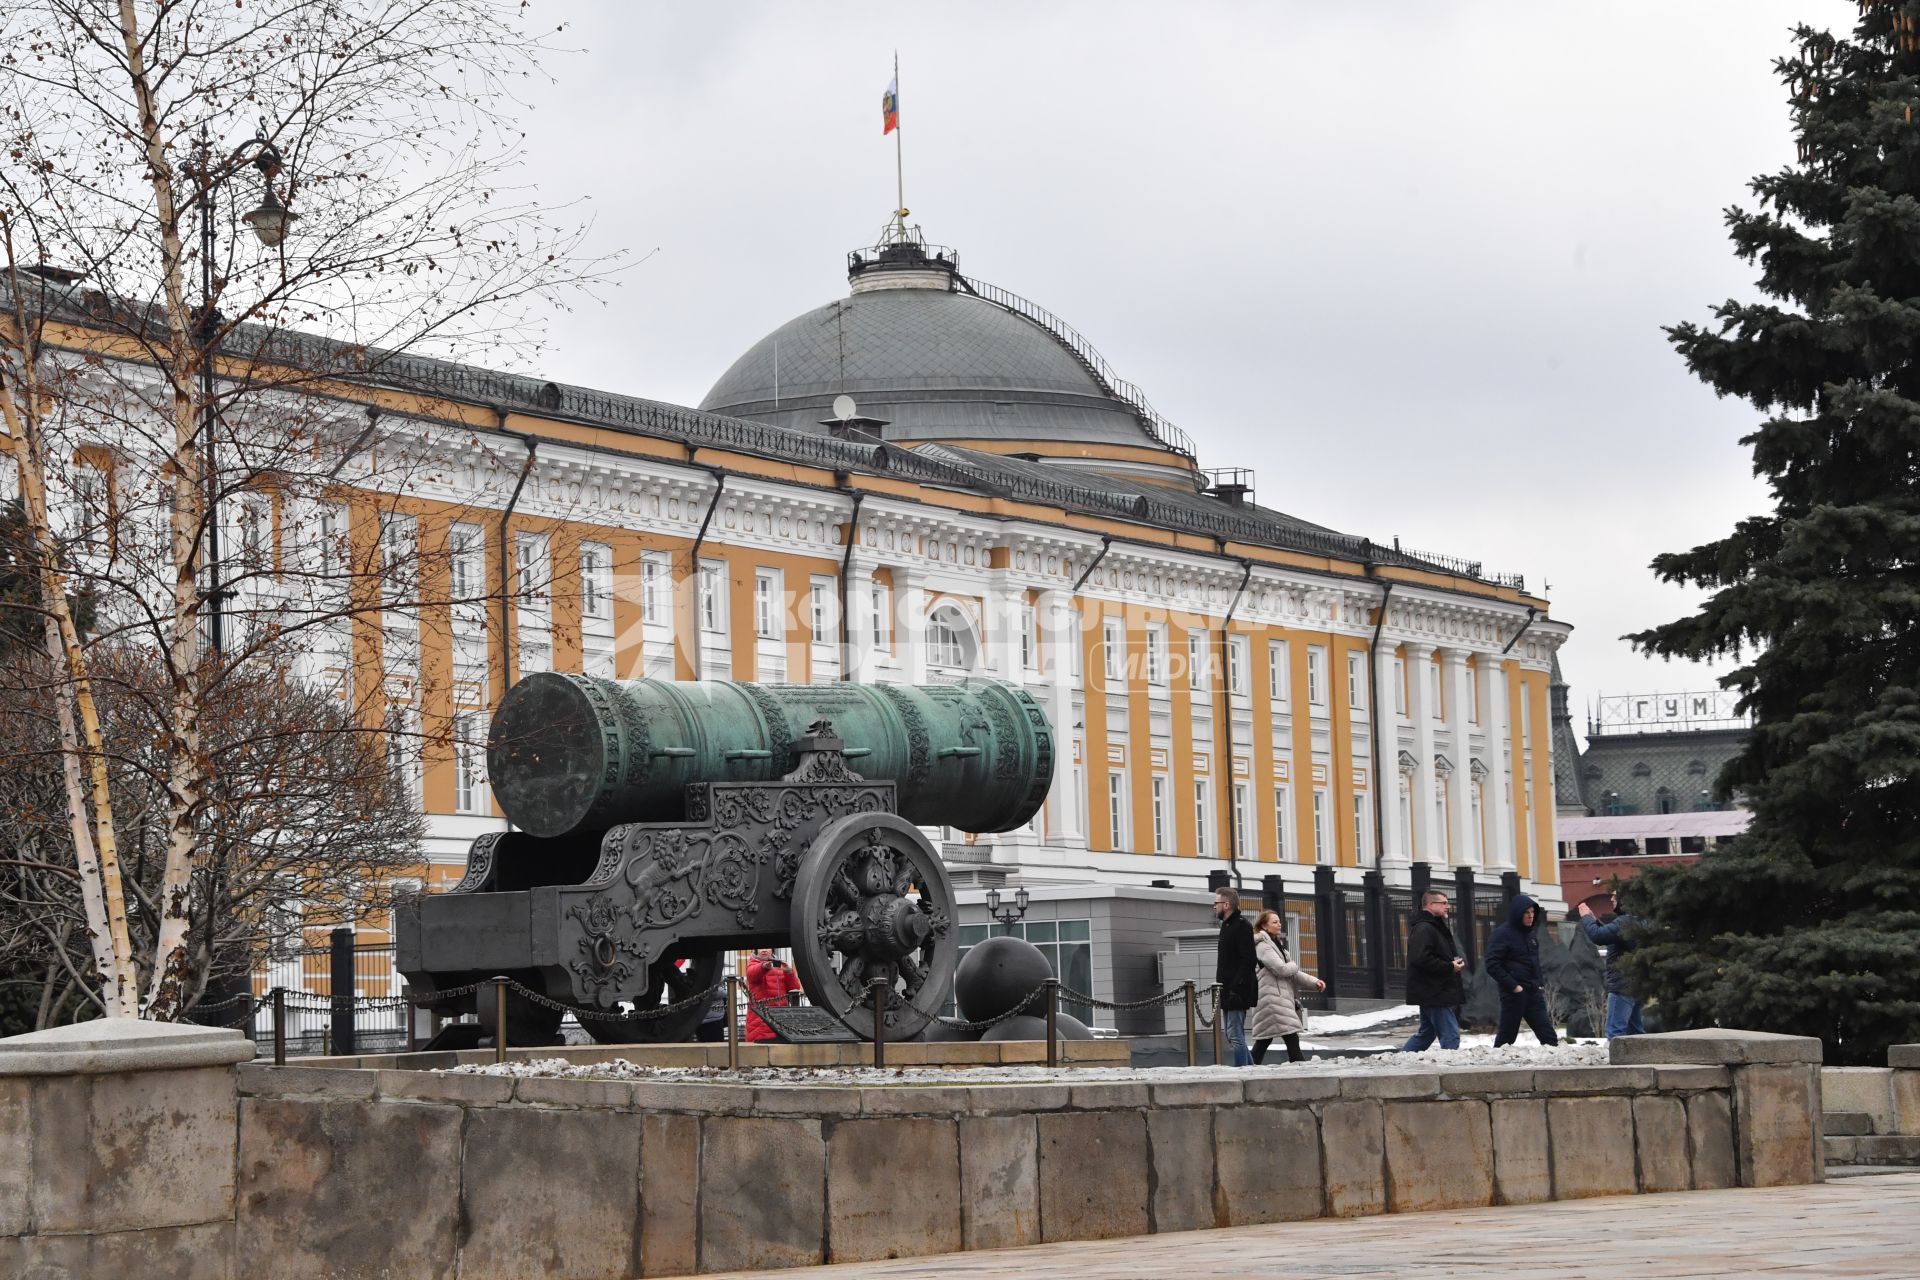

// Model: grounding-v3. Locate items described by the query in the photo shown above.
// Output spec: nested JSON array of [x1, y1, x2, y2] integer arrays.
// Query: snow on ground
[[445, 1038, 1606, 1086], [1299, 1003, 1419, 1033]]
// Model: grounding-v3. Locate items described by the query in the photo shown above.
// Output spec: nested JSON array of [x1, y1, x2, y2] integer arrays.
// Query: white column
[[844, 554, 874, 682], [1482, 655, 1516, 870], [1373, 639, 1408, 866], [1404, 642, 1442, 864], [1044, 590, 1084, 845], [986, 574, 1020, 682], [898, 568, 927, 685], [1442, 647, 1478, 866]]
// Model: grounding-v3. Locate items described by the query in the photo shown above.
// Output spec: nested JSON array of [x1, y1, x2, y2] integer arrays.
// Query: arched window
[[926, 604, 977, 671], [1655, 786, 1674, 815]]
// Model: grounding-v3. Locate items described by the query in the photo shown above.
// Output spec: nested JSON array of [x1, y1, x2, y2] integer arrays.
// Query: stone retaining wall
[[2, 1024, 1841, 1280]]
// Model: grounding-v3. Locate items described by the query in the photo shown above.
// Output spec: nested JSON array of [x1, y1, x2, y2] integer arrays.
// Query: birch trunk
[[0, 371, 138, 1017], [114, 0, 213, 1018]]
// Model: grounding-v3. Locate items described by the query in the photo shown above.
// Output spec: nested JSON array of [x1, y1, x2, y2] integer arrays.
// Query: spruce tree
[[1623, 4, 1920, 1065]]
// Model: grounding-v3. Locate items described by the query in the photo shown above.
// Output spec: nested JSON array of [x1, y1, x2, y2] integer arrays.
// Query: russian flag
[[882, 78, 899, 134]]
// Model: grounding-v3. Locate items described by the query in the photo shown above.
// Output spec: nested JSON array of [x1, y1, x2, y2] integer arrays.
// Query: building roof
[[700, 287, 1165, 454], [12, 276, 1526, 594], [1557, 811, 1752, 840]]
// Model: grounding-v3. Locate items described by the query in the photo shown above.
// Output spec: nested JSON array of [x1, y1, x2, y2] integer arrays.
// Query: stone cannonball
[[954, 935, 1055, 1023], [979, 1012, 1093, 1042]]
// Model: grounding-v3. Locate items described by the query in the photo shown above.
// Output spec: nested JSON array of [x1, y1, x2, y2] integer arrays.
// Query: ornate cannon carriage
[[395, 674, 1054, 1045]]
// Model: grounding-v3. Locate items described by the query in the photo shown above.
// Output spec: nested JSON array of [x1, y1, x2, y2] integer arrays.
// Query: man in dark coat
[[1577, 900, 1644, 1038], [1484, 894, 1559, 1047], [1213, 887, 1257, 1067], [1399, 888, 1466, 1051]]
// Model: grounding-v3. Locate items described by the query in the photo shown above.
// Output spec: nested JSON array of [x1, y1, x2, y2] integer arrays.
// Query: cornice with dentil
[[352, 417, 1554, 637]]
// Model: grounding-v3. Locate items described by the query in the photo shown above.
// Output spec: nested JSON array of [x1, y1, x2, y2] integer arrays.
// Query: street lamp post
[[190, 127, 297, 656], [984, 884, 1030, 930]]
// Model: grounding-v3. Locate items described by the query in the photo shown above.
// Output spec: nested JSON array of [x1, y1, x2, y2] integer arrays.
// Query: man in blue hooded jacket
[[1577, 899, 1644, 1038], [1483, 894, 1559, 1048]]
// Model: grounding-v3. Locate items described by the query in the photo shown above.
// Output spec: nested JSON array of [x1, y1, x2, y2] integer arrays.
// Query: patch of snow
[[443, 1038, 1608, 1086], [1305, 1003, 1419, 1032]]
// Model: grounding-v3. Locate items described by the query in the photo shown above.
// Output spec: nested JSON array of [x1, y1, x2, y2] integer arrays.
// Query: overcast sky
[[507, 1, 1825, 736]]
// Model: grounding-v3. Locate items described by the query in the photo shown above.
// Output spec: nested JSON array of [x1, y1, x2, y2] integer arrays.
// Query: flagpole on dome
[[883, 54, 908, 245]]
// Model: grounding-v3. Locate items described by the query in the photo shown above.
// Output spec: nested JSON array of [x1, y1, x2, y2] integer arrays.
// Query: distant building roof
[[1557, 811, 1751, 841]]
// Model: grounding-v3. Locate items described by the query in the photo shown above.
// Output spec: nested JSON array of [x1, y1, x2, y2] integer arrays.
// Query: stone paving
[[688, 1170, 1920, 1279]]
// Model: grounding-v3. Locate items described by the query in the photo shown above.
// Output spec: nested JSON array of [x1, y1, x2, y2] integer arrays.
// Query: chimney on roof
[[1202, 467, 1255, 507], [821, 393, 890, 442]]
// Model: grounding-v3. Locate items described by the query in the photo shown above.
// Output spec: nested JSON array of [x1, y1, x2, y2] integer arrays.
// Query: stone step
[[1824, 1111, 1877, 1136], [1825, 1134, 1920, 1166]]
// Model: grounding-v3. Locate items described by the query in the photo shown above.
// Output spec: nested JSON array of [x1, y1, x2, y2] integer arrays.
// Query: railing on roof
[[1391, 541, 1524, 592], [953, 273, 1197, 461]]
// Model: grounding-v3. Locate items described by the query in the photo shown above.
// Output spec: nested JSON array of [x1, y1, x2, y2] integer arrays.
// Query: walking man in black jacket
[[1213, 888, 1257, 1067], [1485, 894, 1560, 1047], [1399, 889, 1466, 1051]]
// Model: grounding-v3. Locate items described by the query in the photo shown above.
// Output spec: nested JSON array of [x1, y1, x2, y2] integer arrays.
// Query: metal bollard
[[494, 978, 509, 1065], [869, 978, 888, 1069], [1211, 983, 1225, 1066], [1044, 979, 1059, 1069], [272, 988, 286, 1066], [404, 987, 417, 1054], [726, 975, 741, 1071], [1183, 981, 1197, 1067]]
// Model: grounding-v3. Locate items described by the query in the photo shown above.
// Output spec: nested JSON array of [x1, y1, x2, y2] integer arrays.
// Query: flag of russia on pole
[[882, 78, 899, 135]]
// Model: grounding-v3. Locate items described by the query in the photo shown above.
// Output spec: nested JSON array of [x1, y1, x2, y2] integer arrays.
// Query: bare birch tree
[[0, 0, 610, 1018]]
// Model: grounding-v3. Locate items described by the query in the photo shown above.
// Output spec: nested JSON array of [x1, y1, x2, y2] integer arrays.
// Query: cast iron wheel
[[474, 981, 565, 1047], [578, 949, 723, 1045], [790, 811, 957, 1041]]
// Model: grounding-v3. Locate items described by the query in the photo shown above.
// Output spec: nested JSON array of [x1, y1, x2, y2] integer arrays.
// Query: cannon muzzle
[[488, 675, 1054, 838]]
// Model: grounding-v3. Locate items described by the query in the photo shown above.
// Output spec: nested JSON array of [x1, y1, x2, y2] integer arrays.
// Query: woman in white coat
[[1249, 909, 1326, 1063]]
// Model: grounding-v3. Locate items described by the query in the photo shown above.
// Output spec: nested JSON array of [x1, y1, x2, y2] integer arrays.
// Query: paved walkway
[[692, 1171, 1920, 1279]]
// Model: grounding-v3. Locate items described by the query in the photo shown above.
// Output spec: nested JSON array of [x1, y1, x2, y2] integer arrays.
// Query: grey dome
[[700, 286, 1166, 453]]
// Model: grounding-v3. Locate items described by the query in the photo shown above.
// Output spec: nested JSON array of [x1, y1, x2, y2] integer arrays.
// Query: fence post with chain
[[493, 978, 509, 1065], [1183, 981, 1197, 1067], [725, 974, 741, 1071], [1211, 983, 1224, 1066], [272, 988, 286, 1066], [1044, 978, 1059, 1069], [869, 979, 888, 1069]]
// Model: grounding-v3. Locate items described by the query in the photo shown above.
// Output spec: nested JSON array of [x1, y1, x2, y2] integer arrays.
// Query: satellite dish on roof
[[832, 394, 858, 422]]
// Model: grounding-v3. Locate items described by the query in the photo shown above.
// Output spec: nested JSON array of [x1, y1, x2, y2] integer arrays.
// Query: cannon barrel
[[488, 674, 1054, 838]]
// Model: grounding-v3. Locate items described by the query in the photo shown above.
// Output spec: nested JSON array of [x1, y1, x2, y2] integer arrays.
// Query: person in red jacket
[[744, 948, 804, 1042]]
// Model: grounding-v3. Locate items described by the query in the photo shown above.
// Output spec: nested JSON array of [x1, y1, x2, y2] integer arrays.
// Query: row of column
[[1373, 641, 1515, 871]]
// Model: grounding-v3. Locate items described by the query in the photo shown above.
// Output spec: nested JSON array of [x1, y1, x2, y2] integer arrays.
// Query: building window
[[1107, 772, 1128, 849], [1353, 792, 1370, 862], [810, 580, 832, 645], [1151, 775, 1170, 853], [699, 561, 725, 633], [754, 570, 779, 639], [640, 554, 667, 624], [1272, 784, 1290, 861], [580, 543, 611, 620], [1429, 662, 1444, 720], [448, 523, 483, 600], [1187, 630, 1208, 692], [870, 580, 891, 650], [1306, 645, 1327, 708], [380, 511, 416, 601], [1145, 624, 1168, 687], [1019, 604, 1038, 670], [1193, 779, 1212, 857], [454, 711, 486, 814], [316, 503, 348, 580], [1348, 651, 1365, 710], [1269, 639, 1289, 705], [1232, 781, 1254, 860], [514, 532, 547, 604], [1103, 618, 1124, 683], [1227, 634, 1249, 696], [927, 604, 973, 669], [1312, 788, 1330, 864]]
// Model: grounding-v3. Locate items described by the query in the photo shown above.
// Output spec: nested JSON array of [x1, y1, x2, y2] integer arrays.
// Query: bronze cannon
[[396, 674, 1054, 1044]]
